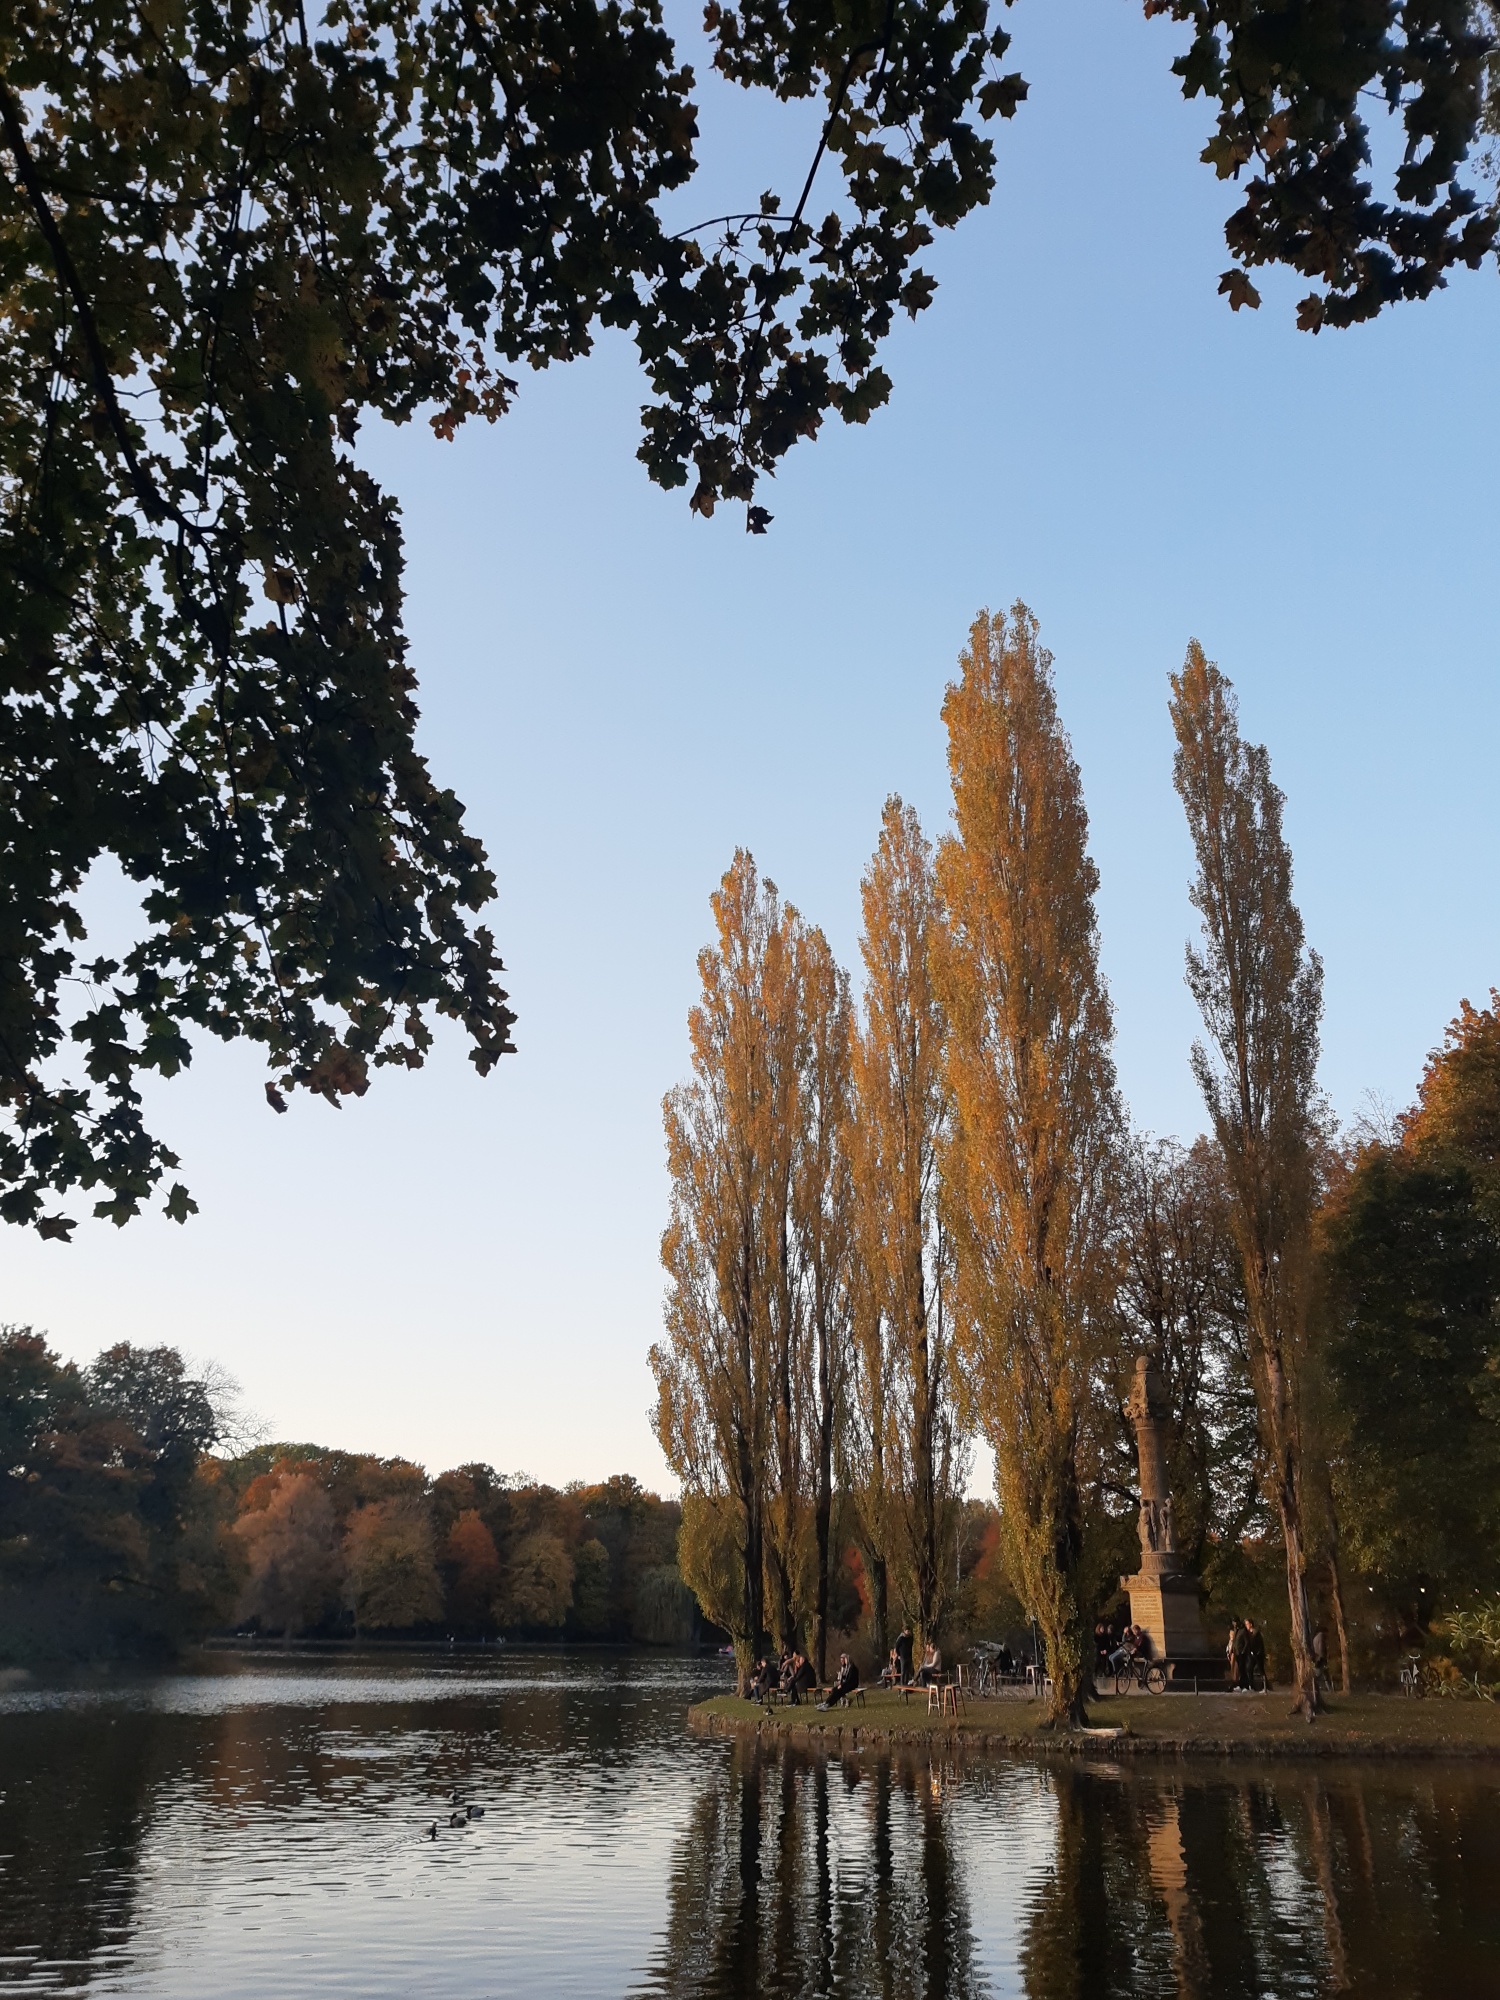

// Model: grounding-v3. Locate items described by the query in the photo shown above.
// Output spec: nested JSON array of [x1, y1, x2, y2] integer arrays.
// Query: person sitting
[[819, 1654, 861, 1709], [916, 1641, 943, 1688], [786, 1650, 816, 1706], [1107, 1624, 1139, 1674], [878, 1647, 901, 1688], [748, 1657, 774, 1702], [777, 1651, 797, 1700], [894, 1626, 915, 1688]]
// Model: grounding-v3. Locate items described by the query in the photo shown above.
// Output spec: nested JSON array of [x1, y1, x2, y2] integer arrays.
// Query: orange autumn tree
[[793, 925, 856, 1682], [1170, 644, 1325, 1719], [651, 853, 792, 1692], [850, 796, 966, 1651], [935, 606, 1122, 1728]]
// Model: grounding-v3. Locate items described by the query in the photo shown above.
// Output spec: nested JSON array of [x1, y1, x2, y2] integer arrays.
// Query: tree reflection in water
[[4, 1670, 1500, 1999], [639, 1744, 1500, 2000], [636, 1739, 987, 2000]]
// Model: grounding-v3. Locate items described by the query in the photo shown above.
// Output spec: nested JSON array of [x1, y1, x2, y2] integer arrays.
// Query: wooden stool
[[927, 1683, 942, 1715], [942, 1682, 967, 1720]]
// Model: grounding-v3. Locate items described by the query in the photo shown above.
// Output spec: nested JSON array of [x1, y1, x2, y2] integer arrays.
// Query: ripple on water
[[2, 1655, 1498, 1998]]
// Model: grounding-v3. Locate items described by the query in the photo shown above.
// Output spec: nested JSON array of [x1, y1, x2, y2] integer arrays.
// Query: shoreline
[[688, 1689, 1500, 1763]]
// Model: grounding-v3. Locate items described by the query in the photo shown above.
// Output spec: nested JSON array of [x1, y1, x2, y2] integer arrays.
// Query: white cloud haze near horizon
[[4, 0, 1497, 1494]]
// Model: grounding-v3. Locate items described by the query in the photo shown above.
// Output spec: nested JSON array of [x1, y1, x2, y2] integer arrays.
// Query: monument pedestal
[[1121, 1564, 1212, 1667], [1119, 1357, 1225, 1682]]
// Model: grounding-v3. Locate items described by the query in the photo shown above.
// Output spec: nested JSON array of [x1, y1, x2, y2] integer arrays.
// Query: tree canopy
[[3, 0, 1493, 1238]]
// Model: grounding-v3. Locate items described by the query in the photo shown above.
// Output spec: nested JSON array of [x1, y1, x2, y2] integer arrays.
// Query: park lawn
[[690, 1686, 1500, 1756]]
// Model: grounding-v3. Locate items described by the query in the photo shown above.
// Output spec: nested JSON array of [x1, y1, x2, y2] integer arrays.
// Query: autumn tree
[[500, 1530, 575, 1630], [935, 607, 1122, 1727], [850, 797, 966, 1649], [442, 1509, 503, 1633], [343, 1495, 443, 1632], [233, 1472, 342, 1637], [652, 854, 789, 1688], [1169, 644, 1325, 1716], [793, 926, 855, 1680]]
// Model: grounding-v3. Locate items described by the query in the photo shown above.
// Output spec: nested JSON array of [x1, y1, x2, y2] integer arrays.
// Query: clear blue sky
[[5, 0, 1496, 1489]]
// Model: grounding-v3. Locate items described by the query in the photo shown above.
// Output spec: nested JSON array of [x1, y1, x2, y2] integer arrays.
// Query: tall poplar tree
[[935, 607, 1121, 1727], [794, 928, 856, 1682], [1169, 644, 1325, 1717], [652, 852, 788, 1691], [851, 797, 965, 1648]]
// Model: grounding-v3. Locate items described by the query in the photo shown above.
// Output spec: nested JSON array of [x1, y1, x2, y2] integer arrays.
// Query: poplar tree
[[1169, 644, 1325, 1717], [851, 796, 965, 1648], [935, 607, 1121, 1727], [793, 927, 855, 1682], [651, 852, 788, 1691]]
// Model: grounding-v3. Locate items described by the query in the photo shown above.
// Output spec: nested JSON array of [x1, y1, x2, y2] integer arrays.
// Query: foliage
[[1319, 997, 1500, 1617], [343, 1494, 443, 1631], [675, 1493, 747, 1643], [0, 1331, 696, 1655], [0, 1325, 239, 1658], [500, 1529, 575, 1629], [934, 603, 1123, 1726], [1170, 641, 1325, 1715], [1144, 0, 1494, 327], [850, 795, 966, 1648], [233, 1471, 342, 1636], [1101, 1135, 1263, 1588], [441, 1508, 503, 1632]]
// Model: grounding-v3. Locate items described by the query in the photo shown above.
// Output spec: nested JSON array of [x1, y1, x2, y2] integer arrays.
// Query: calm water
[[1, 1652, 1496, 1997]]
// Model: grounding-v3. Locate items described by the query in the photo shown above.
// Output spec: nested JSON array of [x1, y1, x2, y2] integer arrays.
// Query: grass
[[688, 1685, 1500, 1758]]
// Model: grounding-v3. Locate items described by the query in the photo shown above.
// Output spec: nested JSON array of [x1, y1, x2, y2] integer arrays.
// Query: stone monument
[[1120, 1356, 1213, 1671]]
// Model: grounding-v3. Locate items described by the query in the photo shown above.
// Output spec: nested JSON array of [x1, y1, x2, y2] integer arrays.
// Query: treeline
[[652, 605, 1500, 1720], [0, 1331, 698, 1661]]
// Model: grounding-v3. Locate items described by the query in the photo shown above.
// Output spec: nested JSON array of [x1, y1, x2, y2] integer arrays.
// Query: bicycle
[[1113, 1654, 1168, 1696]]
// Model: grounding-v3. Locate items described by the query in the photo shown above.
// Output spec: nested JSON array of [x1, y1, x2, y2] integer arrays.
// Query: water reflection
[[1, 1660, 1498, 1997], [637, 1742, 987, 2000]]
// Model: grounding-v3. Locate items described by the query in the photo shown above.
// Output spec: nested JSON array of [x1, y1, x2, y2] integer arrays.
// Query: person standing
[[1244, 1618, 1267, 1690], [895, 1625, 915, 1687], [1232, 1619, 1250, 1691]]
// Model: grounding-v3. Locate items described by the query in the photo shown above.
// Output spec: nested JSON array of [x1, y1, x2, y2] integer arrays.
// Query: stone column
[[1119, 1356, 1211, 1668]]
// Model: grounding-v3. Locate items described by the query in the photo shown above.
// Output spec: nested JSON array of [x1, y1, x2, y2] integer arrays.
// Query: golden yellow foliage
[[934, 605, 1121, 1725]]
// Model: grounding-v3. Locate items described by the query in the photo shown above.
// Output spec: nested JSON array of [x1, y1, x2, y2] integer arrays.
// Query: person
[[819, 1654, 861, 1710], [916, 1641, 943, 1688], [1312, 1626, 1328, 1688], [1244, 1618, 1267, 1690], [894, 1625, 915, 1688], [786, 1650, 816, 1706], [1225, 1618, 1241, 1685], [1232, 1618, 1251, 1691], [1109, 1623, 1142, 1675], [749, 1657, 773, 1702]]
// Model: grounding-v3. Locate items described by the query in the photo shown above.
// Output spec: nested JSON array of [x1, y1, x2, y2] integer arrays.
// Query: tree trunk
[[813, 1333, 834, 1682], [1265, 1346, 1318, 1715], [870, 1550, 889, 1667], [1328, 1544, 1352, 1695]]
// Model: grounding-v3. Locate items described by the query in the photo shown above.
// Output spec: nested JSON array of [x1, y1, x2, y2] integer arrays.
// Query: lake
[[1, 1652, 1496, 1997]]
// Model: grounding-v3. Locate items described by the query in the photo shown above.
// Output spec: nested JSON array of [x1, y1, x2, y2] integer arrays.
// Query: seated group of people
[[876, 1627, 943, 1690], [747, 1649, 862, 1709]]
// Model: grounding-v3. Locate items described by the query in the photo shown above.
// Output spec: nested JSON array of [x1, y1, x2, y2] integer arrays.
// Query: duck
[[426, 1821, 439, 1840], [466, 1804, 485, 1820], [448, 1809, 467, 1828]]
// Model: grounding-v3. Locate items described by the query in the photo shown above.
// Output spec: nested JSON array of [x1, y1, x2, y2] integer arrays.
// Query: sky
[[4, 0, 1497, 1491]]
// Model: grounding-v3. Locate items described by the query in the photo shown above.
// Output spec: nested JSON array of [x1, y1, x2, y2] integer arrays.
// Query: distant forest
[[0, 1332, 707, 1662]]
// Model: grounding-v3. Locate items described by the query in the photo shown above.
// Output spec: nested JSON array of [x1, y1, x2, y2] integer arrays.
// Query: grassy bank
[[688, 1686, 1500, 1760]]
